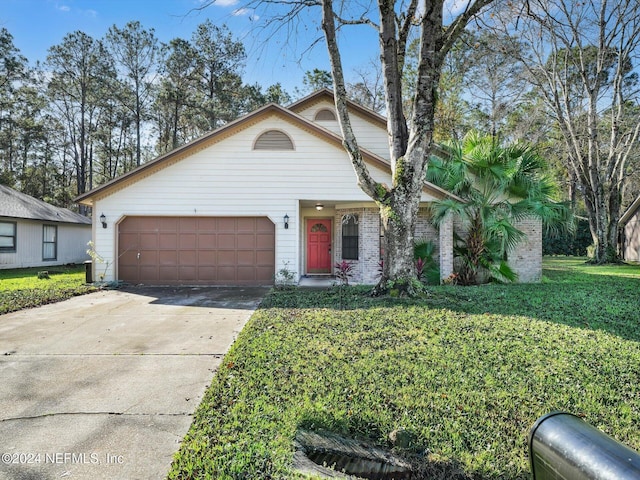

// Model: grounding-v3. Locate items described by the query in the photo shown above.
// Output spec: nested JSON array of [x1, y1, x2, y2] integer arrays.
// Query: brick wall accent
[[510, 217, 542, 282], [415, 207, 440, 252], [438, 214, 454, 281], [333, 206, 448, 285], [334, 208, 381, 284], [331, 209, 541, 284]]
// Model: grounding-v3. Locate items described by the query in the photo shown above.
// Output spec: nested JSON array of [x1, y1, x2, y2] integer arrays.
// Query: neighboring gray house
[[620, 195, 640, 263], [0, 185, 91, 269]]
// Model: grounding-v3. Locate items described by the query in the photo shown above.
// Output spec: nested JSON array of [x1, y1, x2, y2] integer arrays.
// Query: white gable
[[98, 113, 399, 211], [294, 98, 391, 160]]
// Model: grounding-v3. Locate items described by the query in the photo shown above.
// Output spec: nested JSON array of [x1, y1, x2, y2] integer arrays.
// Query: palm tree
[[428, 131, 571, 285]]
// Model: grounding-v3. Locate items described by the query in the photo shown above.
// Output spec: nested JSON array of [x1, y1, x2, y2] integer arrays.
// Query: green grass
[[169, 257, 640, 479], [0, 265, 96, 314]]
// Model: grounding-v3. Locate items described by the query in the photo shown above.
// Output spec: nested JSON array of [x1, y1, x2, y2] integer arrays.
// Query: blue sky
[[0, 0, 381, 93]]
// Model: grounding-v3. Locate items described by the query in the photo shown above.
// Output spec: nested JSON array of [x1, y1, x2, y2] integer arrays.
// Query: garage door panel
[[159, 266, 178, 282], [159, 251, 177, 265], [237, 218, 257, 231], [218, 251, 236, 265], [237, 234, 256, 249], [120, 250, 138, 264], [257, 234, 275, 248], [137, 217, 159, 230], [238, 266, 258, 281], [179, 234, 196, 249], [217, 266, 236, 281], [179, 251, 197, 264], [119, 233, 138, 250], [237, 251, 255, 265], [256, 250, 274, 265], [179, 218, 197, 230], [139, 266, 158, 279], [159, 234, 177, 249], [198, 250, 216, 265], [198, 234, 217, 247], [198, 266, 216, 279], [119, 265, 138, 279], [140, 233, 158, 249], [217, 218, 236, 231], [158, 217, 178, 230], [139, 251, 158, 266], [179, 266, 197, 281], [256, 217, 274, 230], [256, 266, 274, 281], [118, 216, 274, 285], [196, 218, 216, 231], [218, 234, 236, 248]]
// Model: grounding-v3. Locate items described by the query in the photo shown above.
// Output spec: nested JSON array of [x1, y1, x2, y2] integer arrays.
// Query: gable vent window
[[315, 109, 337, 121], [341, 215, 359, 260], [254, 130, 294, 150]]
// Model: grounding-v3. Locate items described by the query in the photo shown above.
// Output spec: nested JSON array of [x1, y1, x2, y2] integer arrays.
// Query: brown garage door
[[118, 216, 275, 285]]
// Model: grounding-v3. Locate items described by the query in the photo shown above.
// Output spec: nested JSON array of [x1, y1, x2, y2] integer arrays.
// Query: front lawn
[[169, 257, 640, 479], [0, 265, 96, 314]]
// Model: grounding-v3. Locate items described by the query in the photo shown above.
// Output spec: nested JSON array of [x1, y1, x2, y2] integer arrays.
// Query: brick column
[[510, 218, 542, 282], [439, 213, 454, 282]]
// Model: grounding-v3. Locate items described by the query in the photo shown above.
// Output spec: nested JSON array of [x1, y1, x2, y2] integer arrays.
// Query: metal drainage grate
[[294, 429, 413, 480]]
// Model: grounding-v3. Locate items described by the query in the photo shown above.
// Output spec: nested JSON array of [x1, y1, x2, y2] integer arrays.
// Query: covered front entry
[[306, 218, 332, 274], [117, 216, 275, 285]]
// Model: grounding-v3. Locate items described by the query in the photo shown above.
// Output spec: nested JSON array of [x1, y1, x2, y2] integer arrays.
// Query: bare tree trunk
[[498, 0, 640, 263], [318, 0, 494, 294]]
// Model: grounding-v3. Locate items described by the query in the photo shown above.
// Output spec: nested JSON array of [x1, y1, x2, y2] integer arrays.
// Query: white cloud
[[215, 0, 239, 6], [57, 4, 70, 11]]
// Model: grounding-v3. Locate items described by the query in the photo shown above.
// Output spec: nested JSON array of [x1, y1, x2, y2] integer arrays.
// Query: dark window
[[342, 215, 359, 260], [0, 221, 16, 252], [43, 225, 57, 261]]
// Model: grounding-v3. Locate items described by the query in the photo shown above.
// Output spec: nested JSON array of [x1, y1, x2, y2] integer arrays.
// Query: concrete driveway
[[0, 286, 268, 480]]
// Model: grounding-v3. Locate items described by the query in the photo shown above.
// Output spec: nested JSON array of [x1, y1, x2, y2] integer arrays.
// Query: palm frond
[[485, 218, 525, 254]]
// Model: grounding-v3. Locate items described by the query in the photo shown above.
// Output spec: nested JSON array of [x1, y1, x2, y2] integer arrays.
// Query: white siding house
[[0, 186, 91, 269], [76, 90, 541, 285]]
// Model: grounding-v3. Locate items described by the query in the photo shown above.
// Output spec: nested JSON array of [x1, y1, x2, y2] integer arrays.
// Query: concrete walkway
[[0, 286, 267, 480], [298, 276, 336, 288]]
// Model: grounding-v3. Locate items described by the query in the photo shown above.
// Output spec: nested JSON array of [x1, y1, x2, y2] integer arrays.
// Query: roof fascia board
[[620, 195, 640, 225], [288, 88, 387, 128]]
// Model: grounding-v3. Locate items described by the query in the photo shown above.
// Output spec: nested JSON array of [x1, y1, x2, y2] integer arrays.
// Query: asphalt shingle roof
[[0, 185, 91, 225]]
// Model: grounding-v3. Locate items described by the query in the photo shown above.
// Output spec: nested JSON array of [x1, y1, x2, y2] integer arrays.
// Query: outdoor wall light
[[315, 203, 324, 211], [100, 213, 107, 229], [284, 213, 289, 229]]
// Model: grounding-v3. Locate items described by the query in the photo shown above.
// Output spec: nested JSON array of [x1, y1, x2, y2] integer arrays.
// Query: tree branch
[[320, 0, 386, 201]]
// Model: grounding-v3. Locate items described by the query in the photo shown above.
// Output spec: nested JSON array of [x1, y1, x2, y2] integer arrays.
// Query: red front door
[[307, 219, 332, 273]]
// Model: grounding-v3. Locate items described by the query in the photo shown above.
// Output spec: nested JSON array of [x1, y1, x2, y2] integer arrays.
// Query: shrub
[[543, 217, 591, 256], [334, 260, 354, 286]]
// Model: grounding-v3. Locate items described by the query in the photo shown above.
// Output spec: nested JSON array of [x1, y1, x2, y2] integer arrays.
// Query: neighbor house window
[[342, 215, 359, 260], [43, 225, 57, 261], [0, 221, 16, 252]]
